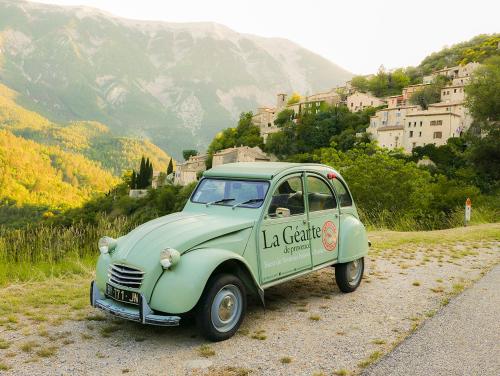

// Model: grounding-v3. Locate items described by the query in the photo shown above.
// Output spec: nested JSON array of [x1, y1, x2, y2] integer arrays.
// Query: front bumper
[[90, 281, 180, 326]]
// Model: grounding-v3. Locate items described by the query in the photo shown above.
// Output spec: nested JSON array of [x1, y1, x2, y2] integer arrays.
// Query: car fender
[[149, 248, 261, 314], [338, 214, 369, 263]]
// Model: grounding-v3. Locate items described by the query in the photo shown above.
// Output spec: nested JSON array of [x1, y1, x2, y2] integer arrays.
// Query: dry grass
[[36, 346, 58, 358], [280, 356, 292, 364], [198, 344, 216, 357]]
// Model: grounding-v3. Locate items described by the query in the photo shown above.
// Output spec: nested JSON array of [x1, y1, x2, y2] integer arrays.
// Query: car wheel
[[196, 273, 246, 341], [335, 257, 364, 293]]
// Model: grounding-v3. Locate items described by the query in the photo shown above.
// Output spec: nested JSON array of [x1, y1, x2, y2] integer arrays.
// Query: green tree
[[205, 112, 263, 168], [409, 75, 449, 109], [182, 149, 198, 161], [167, 158, 174, 175], [465, 56, 500, 123], [350, 76, 369, 92]]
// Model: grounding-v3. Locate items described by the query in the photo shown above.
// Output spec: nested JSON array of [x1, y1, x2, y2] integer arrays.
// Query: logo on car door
[[321, 221, 337, 251]]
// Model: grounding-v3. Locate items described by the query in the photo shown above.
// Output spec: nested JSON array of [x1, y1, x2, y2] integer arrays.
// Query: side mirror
[[276, 207, 291, 218]]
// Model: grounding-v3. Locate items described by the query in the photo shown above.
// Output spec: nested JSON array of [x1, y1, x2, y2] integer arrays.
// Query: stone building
[[423, 62, 480, 84], [252, 107, 278, 142], [212, 146, 270, 167], [174, 154, 207, 186], [368, 63, 479, 152], [298, 88, 342, 114], [346, 92, 385, 112]]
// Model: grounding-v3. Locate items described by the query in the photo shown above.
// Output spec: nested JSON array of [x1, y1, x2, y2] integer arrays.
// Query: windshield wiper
[[231, 198, 264, 209], [206, 198, 236, 207]]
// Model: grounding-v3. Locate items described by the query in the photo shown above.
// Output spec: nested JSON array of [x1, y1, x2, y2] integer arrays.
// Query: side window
[[307, 176, 337, 211], [331, 178, 353, 207], [267, 176, 305, 218]]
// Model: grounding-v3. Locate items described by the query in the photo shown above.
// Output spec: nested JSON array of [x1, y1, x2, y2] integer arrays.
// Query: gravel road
[[364, 264, 500, 376], [0, 231, 498, 376]]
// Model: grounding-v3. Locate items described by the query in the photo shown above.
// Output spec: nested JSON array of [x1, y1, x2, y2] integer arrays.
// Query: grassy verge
[[0, 216, 132, 285], [1, 221, 498, 286], [369, 223, 500, 250]]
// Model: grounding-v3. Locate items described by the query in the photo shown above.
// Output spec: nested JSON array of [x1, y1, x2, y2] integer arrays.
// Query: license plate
[[106, 283, 140, 305]]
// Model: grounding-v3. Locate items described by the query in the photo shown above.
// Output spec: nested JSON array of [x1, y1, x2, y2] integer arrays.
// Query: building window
[[433, 131, 442, 139], [454, 89, 457, 93], [408, 122, 411, 127], [414, 122, 417, 126], [412, 142, 416, 148], [420, 121, 423, 126], [419, 131, 422, 137], [430, 120, 443, 126], [409, 131, 414, 137]]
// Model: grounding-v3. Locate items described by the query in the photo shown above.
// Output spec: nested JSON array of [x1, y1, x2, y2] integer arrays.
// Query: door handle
[[334, 213, 339, 218]]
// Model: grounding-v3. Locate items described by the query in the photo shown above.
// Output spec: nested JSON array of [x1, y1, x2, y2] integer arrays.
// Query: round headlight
[[98, 236, 117, 254], [160, 248, 180, 269]]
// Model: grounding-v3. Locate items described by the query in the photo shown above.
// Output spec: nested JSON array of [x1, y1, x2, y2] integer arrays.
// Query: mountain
[[0, 83, 173, 174], [0, 0, 352, 158]]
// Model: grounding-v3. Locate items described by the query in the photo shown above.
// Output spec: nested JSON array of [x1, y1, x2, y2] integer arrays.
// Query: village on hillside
[[135, 61, 481, 193]]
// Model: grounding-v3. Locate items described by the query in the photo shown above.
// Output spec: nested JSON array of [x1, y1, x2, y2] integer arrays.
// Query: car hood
[[111, 211, 255, 266]]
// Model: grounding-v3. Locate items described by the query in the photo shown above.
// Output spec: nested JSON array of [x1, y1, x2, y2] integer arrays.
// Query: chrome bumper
[[90, 281, 180, 326]]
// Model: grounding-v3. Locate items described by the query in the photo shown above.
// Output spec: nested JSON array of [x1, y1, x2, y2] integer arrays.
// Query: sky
[[33, 0, 499, 75]]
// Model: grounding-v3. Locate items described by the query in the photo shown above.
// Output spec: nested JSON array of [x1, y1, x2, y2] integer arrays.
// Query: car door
[[259, 174, 312, 284], [305, 174, 340, 266]]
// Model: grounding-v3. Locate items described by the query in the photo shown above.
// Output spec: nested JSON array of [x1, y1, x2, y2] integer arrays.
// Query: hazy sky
[[33, 0, 499, 74]]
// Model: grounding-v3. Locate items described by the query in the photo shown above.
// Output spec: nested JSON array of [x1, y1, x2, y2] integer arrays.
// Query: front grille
[[108, 264, 144, 289]]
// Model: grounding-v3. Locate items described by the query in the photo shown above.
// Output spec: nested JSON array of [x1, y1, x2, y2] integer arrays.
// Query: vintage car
[[91, 162, 369, 341]]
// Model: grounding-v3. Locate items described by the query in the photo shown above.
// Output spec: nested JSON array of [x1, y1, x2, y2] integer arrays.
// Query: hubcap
[[347, 259, 363, 285], [211, 284, 242, 333]]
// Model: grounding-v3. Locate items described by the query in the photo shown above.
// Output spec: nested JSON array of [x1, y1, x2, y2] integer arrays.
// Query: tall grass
[[359, 205, 498, 232], [0, 216, 134, 285]]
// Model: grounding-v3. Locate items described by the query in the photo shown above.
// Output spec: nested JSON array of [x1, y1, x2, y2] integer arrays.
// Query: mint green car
[[91, 162, 369, 341]]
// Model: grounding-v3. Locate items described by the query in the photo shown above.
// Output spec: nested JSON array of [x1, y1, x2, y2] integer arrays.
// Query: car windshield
[[191, 178, 269, 208]]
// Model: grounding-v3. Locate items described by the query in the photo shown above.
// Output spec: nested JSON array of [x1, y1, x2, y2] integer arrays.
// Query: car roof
[[203, 162, 336, 180]]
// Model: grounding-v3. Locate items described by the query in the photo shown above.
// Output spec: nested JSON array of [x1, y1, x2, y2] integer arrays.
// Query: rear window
[[331, 178, 353, 207], [191, 178, 269, 208]]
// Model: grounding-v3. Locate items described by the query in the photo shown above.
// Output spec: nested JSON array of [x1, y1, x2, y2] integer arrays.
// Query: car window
[[191, 179, 269, 207], [267, 176, 305, 218], [331, 178, 353, 207], [307, 176, 337, 211]]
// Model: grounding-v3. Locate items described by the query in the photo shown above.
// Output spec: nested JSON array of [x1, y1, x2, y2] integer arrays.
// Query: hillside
[[0, 0, 352, 157], [0, 83, 172, 175], [0, 129, 118, 214], [418, 34, 500, 75]]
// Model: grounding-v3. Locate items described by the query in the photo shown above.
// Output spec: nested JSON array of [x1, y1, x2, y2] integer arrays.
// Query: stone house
[[423, 62, 480, 83], [367, 62, 481, 152], [174, 154, 207, 186], [346, 92, 385, 112], [212, 146, 270, 167], [252, 106, 278, 142], [403, 111, 462, 151], [298, 89, 342, 114]]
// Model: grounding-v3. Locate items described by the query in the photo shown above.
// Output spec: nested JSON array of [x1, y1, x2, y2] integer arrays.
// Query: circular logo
[[322, 220, 337, 251]]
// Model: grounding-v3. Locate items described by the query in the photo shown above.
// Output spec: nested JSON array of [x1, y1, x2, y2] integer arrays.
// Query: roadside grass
[[0, 275, 94, 331], [368, 223, 500, 251]]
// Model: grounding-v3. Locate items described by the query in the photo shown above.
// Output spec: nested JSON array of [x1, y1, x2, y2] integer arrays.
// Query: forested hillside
[[0, 129, 119, 225], [0, 83, 172, 175]]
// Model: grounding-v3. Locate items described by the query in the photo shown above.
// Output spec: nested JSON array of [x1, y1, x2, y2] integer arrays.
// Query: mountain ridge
[[0, 0, 352, 158]]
